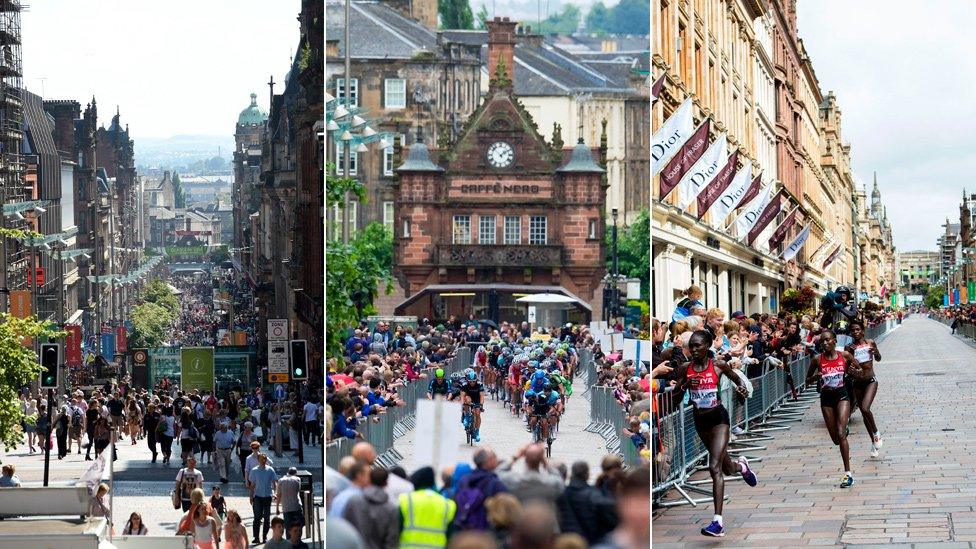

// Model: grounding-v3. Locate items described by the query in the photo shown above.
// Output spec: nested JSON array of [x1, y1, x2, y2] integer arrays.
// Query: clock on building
[[486, 141, 514, 168]]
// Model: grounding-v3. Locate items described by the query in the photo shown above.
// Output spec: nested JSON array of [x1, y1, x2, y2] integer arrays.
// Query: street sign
[[268, 372, 289, 383], [274, 383, 286, 400], [181, 347, 215, 392], [527, 306, 536, 323], [268, 319, 288, 341], [268, 341, 289, 374]]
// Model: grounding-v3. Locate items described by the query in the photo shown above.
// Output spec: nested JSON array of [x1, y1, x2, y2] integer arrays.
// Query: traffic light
[[39, 343, 60, 389], [290, 340, 308, 381]]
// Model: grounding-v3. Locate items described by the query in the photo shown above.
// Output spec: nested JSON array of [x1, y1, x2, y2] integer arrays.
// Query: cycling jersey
[[460, 381, 484, 401], [686, 360, 720, 410], [428, 378, 451, 396], [819, 353, 846, 389]]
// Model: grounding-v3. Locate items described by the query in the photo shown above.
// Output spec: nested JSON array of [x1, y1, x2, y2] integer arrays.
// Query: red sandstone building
[[391, 18, 608, 325]]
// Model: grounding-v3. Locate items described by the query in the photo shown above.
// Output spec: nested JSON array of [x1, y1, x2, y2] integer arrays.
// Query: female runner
[[846, 320, 883, 456], [806, 329, 857, 487], [674, 330, 758, 537]]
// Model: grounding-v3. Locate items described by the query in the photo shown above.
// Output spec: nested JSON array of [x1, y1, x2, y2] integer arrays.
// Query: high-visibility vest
[[398, 489, 456, 549]]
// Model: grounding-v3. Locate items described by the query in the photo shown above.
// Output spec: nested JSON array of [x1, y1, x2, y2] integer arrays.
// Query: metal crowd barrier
[[326, 347, 471, 469], [652, 320, 895, 508]]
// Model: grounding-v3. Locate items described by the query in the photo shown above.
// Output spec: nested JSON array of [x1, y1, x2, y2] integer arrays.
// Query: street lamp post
[[611, 208, 619, 322], [342, 0, 352, 245]]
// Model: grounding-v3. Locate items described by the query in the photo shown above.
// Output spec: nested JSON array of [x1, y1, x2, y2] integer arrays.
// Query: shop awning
[[395, 284, 593, 312]]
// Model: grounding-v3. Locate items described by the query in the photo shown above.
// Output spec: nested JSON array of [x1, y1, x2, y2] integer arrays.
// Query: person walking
[[398, 467, 456, 549], [126, 400, 142, 445], [159, 406, 176, 465], [84, 398, 99, 460], [222, 509, 249, 549], [212, 420, 235, 484], [175, 457, 205, 513], [21, 393, 37, 454], [92, 415, 112, 459], [144, 403, 161, 463], [55, 403, 70, 460], [122, 512, 148, 535], [190, 501, 221, 549], [343, 467, 400, 549], [244, 440, 274, 486], [177, 407, 199, 466], [263, 517, 292, 549], [276, 466, 305, 530], [247, 452, 278, 545], [235, 422, 256, 482], [303, 397, 320, 446], [68, 396, 85, 454]]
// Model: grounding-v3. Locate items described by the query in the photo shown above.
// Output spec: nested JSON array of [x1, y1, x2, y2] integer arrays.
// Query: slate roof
[[326, 0, 439, 59]]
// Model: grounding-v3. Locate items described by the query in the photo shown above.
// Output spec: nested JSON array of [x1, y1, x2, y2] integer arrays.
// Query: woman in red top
[[806, 329, 858, 487], [845, 320, 883, 457], [674, 330, 757, 537]]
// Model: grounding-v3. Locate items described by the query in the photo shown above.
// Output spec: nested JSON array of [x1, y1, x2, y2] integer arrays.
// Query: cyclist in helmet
[[426, 368, 452, 400], [460, 370, 485, 442], [526, 383, 558, 442]]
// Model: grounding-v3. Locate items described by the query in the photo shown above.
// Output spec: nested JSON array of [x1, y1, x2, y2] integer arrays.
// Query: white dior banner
[[652, 98, 693, 176], [733, 183, 773, 238], [677, 133, 728, 209], [783, 223, 812, 261], [708, 162, 753, 227]]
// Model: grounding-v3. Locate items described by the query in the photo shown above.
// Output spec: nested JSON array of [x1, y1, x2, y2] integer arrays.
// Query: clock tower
[[392, 17, 608, 325]]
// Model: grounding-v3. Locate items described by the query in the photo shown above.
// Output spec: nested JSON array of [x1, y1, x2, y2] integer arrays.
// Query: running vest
[[819, 353, 846, 389], [852, 343, 873, 364], [398, 489, 456, 549], [686, 360, 720, 410]]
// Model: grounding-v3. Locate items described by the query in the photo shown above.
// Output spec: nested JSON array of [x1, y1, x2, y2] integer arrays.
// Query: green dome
[[238, 93, 267, 126]]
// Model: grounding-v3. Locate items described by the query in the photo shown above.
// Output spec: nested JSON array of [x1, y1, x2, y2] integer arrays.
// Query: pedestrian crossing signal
[[290, 340, 307, 381], [39, 343, 60, 389]]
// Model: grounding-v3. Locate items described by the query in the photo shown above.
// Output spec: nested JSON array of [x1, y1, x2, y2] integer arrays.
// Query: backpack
[[453, 480, 490, 531], [71, 407, 83, 428]]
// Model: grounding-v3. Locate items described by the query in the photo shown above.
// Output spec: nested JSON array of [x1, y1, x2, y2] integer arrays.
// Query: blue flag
[[101, 333, 116, 359]]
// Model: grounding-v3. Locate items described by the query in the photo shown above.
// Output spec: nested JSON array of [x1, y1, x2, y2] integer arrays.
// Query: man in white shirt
[[175, 456, 204, 512], [244, 441, 273, 485], [303, 399, 319, 446]]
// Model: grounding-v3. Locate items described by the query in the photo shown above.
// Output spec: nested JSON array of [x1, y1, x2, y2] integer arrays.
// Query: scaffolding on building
[[0, 0, 26, 311]]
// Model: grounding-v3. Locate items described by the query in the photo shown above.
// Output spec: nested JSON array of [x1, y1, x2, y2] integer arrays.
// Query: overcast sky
[[796, 1, 976, 252], [21, 0, 299, 139]]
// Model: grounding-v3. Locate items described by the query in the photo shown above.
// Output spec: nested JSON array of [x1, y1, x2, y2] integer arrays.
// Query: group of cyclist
[[426, 336, 582, 447]]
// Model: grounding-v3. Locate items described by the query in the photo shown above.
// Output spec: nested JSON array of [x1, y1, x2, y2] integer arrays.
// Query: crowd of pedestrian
[[327, 440, 649, 549]]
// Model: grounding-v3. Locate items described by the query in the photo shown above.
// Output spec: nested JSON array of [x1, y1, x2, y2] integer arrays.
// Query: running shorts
[[820, 387, 849, 407], [692, 405, 730, 437]]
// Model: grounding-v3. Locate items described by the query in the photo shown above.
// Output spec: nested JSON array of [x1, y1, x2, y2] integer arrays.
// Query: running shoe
[[873, 433, 883, 449], [738, 456, 758, 487], [731, 426, 745, 435], [473, 429, 481, 443], [840, 473, 854, 488], [701, 521, 725, 537], [869, 444, 880, 458]]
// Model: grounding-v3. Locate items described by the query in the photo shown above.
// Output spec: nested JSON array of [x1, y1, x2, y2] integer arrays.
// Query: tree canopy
[[439, 0, 474, 29], [585, 0, 649, 35], [0, 315, 66, 449], [537, 4, 580, 35]]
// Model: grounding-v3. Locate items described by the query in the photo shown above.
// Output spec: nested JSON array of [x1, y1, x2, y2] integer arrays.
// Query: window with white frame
[[335, 78, 358, 107], [383, 133, 404, 176], [349, 201, 359, 235], [453, 215, 471, 244], [384, 79, 406, 109], [504, 216, 520, 244], [331, 204, 343, 241], [383, 201, 394, 231], [334, 143, 357, 175], [479, 215, 496, 244], [529, 216, 547, 245], [402, 217, 411, 238], [588, 219, 597, 239]]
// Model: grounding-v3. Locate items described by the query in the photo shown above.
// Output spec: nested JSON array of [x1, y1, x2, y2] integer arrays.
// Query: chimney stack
[[487, 17, 518, 91]]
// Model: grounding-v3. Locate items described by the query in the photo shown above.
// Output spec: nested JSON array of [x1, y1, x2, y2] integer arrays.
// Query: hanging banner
[[963, 286, 970, 305], [652, 98, 694, 176], [101, 332, 116, 360], [822, 245, 843, 269], [65, 325, 83, 366], [696, 151, 739, 221], [891, 293, 899, 308], [10, 289, 30, 318], [945, 294, 951, 306], [651, 73, 665, 100], [677, 134, 728, 209], [733, 184, 773, 238], [969, 281, 975, 302], [116, 326, 128, 353], [782, 223, 812, 261], [746, 190, 783, 246], [659, 120, 710, 199], [737, 174, 763, 212], [768, 207, 799, 250], [708, 163, 753, 226], [234, 331, 248, 346]]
